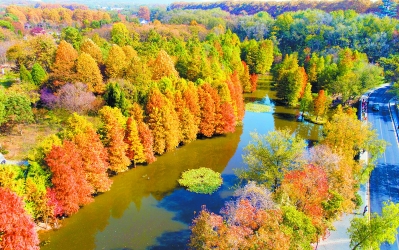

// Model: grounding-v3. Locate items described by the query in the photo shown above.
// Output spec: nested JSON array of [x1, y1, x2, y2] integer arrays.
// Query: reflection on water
[[39, 76, 322, 250]]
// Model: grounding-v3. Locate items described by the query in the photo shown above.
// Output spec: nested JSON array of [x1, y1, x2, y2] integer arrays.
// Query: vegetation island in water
[[0, 0, 399, 249]]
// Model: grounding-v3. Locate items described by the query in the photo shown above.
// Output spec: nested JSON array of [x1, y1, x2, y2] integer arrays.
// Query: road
[[368, 85, 399, 250]]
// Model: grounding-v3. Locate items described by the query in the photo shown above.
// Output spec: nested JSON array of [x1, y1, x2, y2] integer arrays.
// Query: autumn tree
[[146, 88, 180, 154], [45, 140, 93, 215], [61, 113, 112, 193], [237, 129, 307, 191], [279, 165, 330, 237], [51, 40, 78, 85], [99, 106, 130, 173], [75, 52, 104, 94], [49, 83, 96, 114], [79, 38, 103, 64], [313, 89, 328, 120], [321, 105, 386, 183], [240, 61, 252, 92], [138, 6, 150, 21], [0, 187, 40, 250], [151, 49, 179, 81], [174, 90, 198, 144], [125, 116, 146, 167], [105, 44, 126, 79], [130, 103, 156, 164], [197, 83, 216, 137]]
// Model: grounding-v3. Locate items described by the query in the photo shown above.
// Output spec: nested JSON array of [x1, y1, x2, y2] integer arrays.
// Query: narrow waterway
[[39, 76, 322, 250]]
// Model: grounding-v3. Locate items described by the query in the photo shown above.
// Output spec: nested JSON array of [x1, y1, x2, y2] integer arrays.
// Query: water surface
[[40, 76, 322, 249]]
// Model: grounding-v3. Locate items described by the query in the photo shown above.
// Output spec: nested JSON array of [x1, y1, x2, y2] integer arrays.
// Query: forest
[[0, 1, 399, 249]]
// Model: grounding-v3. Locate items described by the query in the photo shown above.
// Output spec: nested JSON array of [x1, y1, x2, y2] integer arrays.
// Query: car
[[372, 104, 380, 111]]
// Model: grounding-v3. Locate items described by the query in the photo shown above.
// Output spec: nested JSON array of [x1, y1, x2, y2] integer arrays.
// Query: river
[[39, 76, 322, 250]]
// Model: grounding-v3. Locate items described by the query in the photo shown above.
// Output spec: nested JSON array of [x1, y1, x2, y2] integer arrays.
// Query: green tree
[[3, 93, 34, 134], [103, 82, 129, 116], [31, 63, 48, 86], [19, 64, 33, 84], [256, 39, 274, 74], [111, 22, 132, 47], [300, 82, 313, 115], [348, 201, 399, 250], [61, 27, 82, 50], [236, 129, 307, 191]]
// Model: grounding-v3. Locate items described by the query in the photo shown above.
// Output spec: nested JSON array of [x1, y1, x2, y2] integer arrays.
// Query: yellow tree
[[76, 52, 105, 94], [105, 44, 126, 79], [52, 40, 78, 85], [124, 116, 146, 167], [151, 49, 179, 81], [99, 106, 130, 173], [79, 38, 103, 64]]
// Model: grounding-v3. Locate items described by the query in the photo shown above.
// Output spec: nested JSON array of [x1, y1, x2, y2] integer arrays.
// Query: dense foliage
[[178, 167, 222, 194]]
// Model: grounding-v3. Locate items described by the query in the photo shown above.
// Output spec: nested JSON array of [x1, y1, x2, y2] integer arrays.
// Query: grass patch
[[178, 167, 223, 194], [303, 114, 328, 125], [0, 123, 59, 160], [0, 72, 18, 88], [245, 103, 272, 113]]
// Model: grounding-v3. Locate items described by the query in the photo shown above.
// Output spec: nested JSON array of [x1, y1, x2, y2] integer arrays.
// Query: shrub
[[178, 167, 222, 194]]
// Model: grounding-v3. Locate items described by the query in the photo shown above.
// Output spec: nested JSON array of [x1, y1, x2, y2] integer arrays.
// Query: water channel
[[39, 76, 322, 250]]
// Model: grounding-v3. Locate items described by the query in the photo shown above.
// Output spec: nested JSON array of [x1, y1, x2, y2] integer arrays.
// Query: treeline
[[0, 18, 275, 248], [169, 0, 381, 17]]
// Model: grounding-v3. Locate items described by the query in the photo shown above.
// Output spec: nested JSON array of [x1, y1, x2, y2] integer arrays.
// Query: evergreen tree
[[31, 63, 48, 86], [103, 82, 129, 116], [19, 64, 33, 83]]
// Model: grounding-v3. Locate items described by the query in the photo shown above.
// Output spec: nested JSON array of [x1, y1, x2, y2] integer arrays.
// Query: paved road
[[368, 85, 399, 250]]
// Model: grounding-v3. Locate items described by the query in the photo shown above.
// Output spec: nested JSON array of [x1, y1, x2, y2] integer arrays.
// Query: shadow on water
[[39, 76, 322, 250]]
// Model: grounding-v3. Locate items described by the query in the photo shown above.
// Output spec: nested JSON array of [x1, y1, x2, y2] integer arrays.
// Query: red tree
[[45, 140, 94, 215], [0, 187, 40, 250], [74, 129, 112, 193], [229, 71, 245, 121], [198, 83, 216, 137], [250, 74, 258, 92], [280, 164, 329, 231], [219, 102, 236, 134]]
